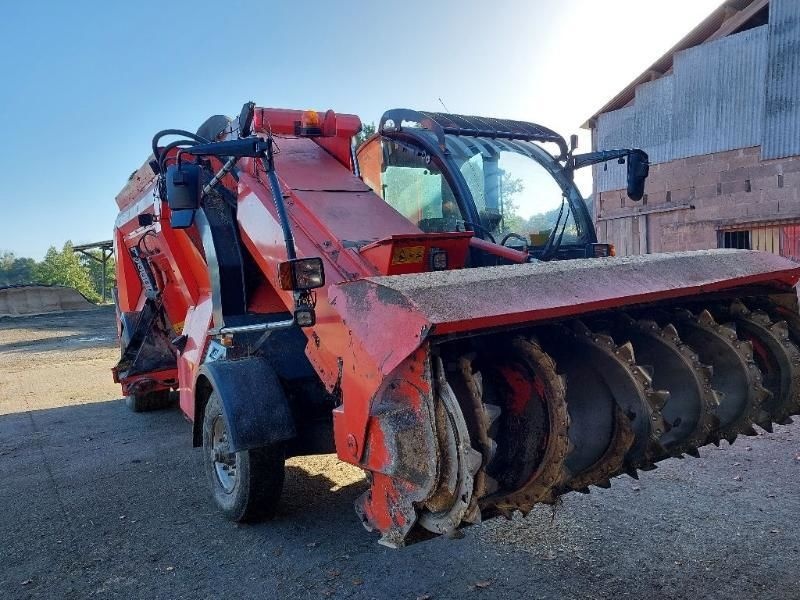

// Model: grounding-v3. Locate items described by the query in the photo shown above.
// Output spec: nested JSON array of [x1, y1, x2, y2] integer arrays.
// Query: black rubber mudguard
[[197, 357, 296, 452]]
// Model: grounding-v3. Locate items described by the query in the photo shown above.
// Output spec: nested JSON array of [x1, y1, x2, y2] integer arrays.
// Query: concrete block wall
[[596, 147, 800, 254]]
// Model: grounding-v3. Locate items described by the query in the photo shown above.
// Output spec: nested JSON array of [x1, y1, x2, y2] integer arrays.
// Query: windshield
[[445, 135, 582, 245]]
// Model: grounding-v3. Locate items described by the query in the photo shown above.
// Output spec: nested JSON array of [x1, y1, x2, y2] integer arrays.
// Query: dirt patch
[[0, 308, 119, 414]]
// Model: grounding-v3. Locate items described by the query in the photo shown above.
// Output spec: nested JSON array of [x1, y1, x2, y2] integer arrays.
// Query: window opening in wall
[[720, 230, 751, 250]]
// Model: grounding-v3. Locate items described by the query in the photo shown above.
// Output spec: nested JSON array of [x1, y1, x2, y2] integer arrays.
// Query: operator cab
[[357, 109, 604, 263]]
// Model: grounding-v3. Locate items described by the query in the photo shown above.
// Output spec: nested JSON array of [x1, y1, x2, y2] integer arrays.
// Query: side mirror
[[626, 150, 649, 201], [570, 134, 579, 153], [166, 163, 201, 228], [239, 101, 256, 137]]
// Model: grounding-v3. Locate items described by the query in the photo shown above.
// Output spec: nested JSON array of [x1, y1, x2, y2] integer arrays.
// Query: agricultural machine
[[112, 102, 800, 547]]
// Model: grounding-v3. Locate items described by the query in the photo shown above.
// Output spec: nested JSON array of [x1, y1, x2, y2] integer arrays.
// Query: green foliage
[[497, 173, 578, 241], [35, 242, 101, 303], [0, 242, 114, 304], [79, 250, 116, 300], [499, 172, 525, 233], [354, 122, 376, 148], [0, 252, 37, 285]]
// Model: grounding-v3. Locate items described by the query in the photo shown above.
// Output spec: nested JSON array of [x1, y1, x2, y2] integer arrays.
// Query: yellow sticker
[[391, 245, 425, 265]]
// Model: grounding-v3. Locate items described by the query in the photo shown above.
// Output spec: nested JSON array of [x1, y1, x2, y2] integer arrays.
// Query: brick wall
[[595, 147, 800, 254]]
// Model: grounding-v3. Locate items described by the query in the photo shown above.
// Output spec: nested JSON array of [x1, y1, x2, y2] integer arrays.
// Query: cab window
[[358, 137, 465, 233]]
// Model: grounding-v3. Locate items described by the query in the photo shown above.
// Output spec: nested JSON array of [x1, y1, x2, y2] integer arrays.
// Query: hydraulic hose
[[151, 129, 210, 165], [157, 139, 199, 173], [261, 147, 297, 261]]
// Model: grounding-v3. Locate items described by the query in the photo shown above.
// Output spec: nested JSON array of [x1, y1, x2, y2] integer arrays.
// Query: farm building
[[585, 0, 800, 258]]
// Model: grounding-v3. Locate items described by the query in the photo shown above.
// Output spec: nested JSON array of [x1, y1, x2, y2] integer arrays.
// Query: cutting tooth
[[770, 320, 790, 340], [778, 416, 794, 425], [486, 438, 498, 460], [594, 333, 616, 346], [617, 342, 635, 363], [483, 403, 501, 430], [463, 505, 481, 525], [699, 364, 714, 382], [697, 309, 716, 327], [572, 320, 592, 337], [719, 322, 738, 338], [758, 419, 774, 433], [729, 300, 750, 316], [483, 475, 499, 495], [639, 365, 655, 380], [595, 479, 611, 489], [626, 467, 640, 479], [472, 370, 483, 396], [750, 309, 774, 327], [663, 323, 681, 340], [650, 390, 670, 410], [632, 365, 653, 385], [686, 447, 700, 458]]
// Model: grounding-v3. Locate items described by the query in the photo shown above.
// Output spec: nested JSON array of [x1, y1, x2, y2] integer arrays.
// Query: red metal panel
[[274, 138, 370, 192], [781, 224, 800, 262], [178, 296, 213, 419], [359, 233, 472, 275]]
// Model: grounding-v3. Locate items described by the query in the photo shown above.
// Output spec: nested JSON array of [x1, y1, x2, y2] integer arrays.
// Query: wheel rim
[[211, 415, 238, 493]]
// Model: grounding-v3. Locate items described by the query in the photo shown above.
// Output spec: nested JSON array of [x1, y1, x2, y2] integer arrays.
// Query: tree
[[35, 242, 101, 303], [354, 122, 376, 148], [0, 252, 37, 285], [499, 172, 525, 233], [79, 250, 116, 302]]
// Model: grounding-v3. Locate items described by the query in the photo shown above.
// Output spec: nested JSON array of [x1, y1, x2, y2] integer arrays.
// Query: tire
[[202, 391, 285, 522], [125, 389, 174, 412]]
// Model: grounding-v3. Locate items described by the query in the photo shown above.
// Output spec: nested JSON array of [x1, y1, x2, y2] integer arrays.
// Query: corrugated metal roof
[[762, 0, 800, 159], [583, 0, 769, 128]]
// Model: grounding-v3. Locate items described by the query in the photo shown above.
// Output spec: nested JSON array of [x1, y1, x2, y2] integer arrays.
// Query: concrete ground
[[1, 307, 799, 600]]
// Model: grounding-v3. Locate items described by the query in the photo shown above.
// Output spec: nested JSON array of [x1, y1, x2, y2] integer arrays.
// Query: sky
[[0, 0, 723, 259]]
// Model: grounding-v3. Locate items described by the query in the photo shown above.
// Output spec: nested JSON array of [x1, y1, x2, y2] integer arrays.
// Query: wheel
[[125, 389, 173, 412], [202, 391, 285, 522]]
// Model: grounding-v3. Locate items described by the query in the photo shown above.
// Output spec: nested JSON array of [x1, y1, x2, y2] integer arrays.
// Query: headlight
[[278, 257, 326, 291]]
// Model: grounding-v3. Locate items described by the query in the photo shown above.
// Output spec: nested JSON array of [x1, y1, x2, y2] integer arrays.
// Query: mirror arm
[[567, 149, 642, 171]]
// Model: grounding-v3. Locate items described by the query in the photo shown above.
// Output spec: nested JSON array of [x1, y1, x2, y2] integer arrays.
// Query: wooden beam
[[707, 0, 769, 43]]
